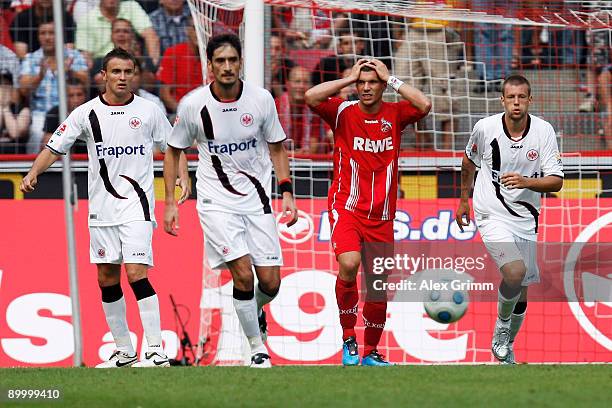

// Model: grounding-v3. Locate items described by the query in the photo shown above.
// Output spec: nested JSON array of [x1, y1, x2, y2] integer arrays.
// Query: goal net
[[188, 0, 612, 365]]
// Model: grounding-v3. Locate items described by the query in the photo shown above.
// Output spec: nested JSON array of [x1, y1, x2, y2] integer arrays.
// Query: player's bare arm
[[19, 148, 62, 193], [268, 141, 298, 227], [163, 145, 183, 236], [456, 153, 477, 232], [365, 59, 431, 114], [500, 173, 563, 192], [176, 151, 190, 204], [304, 59, 370, 107]]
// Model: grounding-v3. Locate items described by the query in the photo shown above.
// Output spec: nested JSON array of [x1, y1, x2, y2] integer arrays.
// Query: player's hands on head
[[455, 200, 471, 233], [19, 173, 37, 193], [282, 193, 299, 227], [176, 176, 190, 205], [365, 58, 390, 82], [349, 59, 370, 82], [164, 202, 180, 236], [500, 172, 530, 190]]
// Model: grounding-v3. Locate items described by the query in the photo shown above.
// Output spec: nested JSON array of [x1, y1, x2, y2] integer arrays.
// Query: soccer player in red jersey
[[306, 59, 431, 366]]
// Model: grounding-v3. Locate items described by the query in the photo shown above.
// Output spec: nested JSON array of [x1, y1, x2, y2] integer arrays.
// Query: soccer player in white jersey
[[20, 48, 189, 368], [163, 34, 298, 368], [456, 75, 563, 364]]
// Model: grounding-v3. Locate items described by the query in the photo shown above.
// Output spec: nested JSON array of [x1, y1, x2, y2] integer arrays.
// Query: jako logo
[[96, 144, 146, 158], [353, 136, 393, 153], [208, 139, 256, 155], [222, 108, 237, 112]]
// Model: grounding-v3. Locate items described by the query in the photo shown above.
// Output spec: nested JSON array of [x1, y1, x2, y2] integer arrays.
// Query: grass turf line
[[0, 365, 610, 407]]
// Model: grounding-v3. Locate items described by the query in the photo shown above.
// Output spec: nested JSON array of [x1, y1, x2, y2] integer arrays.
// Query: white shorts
[[198, 210, 283, 270], [477, 219, 539, 286], [89, 221, 154, 266]]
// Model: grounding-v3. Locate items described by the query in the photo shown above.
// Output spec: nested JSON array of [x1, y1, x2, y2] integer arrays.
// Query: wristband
[[387, 75, 404, 93], [279, 179, 293, 195]]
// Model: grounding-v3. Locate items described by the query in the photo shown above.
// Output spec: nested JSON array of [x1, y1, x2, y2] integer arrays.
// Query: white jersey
[[47, 94, 171, 227], [168, 81, 286, 214], [465, 113, 563, 239]]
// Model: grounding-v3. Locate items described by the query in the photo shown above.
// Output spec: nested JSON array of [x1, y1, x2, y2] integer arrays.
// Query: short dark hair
[[206, 34, 241, 61], [111, 18, 133, 32], [66, 75, 86, 89], [502, 74, 531, 96], [101, 47, 137, 71]]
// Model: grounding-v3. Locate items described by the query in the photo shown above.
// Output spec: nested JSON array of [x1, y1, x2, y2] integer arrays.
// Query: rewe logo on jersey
[[208, 138, 257, 155], [353, 136, 393, 153], [96, 144, 146, 158]]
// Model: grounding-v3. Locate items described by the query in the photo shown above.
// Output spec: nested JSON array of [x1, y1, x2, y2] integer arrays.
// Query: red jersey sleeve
[[310, 97, 344, 131], [397, 100, 427, 128]]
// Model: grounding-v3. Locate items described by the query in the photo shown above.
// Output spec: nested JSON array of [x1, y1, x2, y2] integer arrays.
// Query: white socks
[[102, 296, 135, 355], [255, 283, 277, 317], [137, 294, 163, 353], [233, 294, 266, 355], [510, 311, 526, 343], [498, 289, 521, 321]]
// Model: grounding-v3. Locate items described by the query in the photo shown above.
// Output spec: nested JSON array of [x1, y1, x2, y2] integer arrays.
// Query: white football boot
[[250, 353, 272, 368], [95, 350, 138, 368], [132, 351, 170, 367], [491, 318, 512, 362], [501, 343, 517, 365]]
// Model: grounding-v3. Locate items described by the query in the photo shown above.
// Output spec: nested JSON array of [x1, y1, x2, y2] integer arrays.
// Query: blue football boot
[[361, 350, 392, 366], [342, 336, 360, 366]]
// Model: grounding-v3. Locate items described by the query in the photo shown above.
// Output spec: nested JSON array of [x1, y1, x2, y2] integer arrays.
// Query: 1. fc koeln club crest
[[240, 113, 254, 127], [129, 117, 142, 129], [381, 118, 392, 133]]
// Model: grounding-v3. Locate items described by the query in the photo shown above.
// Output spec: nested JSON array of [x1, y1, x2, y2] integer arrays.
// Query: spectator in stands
[[149, 0, 190, 57], [1, 4, 14, 50], [338, 67, 357, 101], [272, 6, 332, 50], [579, 25, 612, 148], [471, 0, 515, 88], [73, 0, 160, 21], [276, 65, 326, 154], [311, 33, 365, 86], [41, 76, 87, 152], [394, 3, 460, 150], [131, 57, 166, 115], [9, 0, 76, 59], [0, 70, 30, 153], [90, 18, 156, 94], [157, 15, 201, 113], [269, 33, 295, 98], [579, 27, 611, 114], [0, 44, 20, 82], [76, 0, 160, 67], [19, 21, 88, 153]]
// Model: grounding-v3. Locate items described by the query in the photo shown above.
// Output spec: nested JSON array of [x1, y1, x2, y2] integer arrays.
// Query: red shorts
[[329, 208, 394, 257]]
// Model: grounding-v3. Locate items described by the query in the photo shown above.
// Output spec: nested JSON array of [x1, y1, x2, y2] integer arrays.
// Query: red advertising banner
[[1, 199, 611, 366]]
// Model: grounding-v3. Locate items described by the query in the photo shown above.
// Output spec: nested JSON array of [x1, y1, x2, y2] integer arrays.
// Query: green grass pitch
[[1, 365, 610, 407]]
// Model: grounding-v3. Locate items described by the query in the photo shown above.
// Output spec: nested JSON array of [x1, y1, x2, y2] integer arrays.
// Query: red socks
[[363, 301, 387, 356], [335, 277, 358, 340], [336, 277, 387, 356]]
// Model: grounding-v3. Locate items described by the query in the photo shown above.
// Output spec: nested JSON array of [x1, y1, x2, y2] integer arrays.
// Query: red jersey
[[312, 97, 426, 220]]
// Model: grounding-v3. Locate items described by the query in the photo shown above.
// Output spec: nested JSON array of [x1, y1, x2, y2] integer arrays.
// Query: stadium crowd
[[0, 0, 610, 153]]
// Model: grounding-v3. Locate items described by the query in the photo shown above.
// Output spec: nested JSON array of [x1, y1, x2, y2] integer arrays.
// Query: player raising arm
[[20, 48, 189, 368], [306, 58, 430, 366], [163, 34, 297, 368], [456, 74, 563, 364]]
